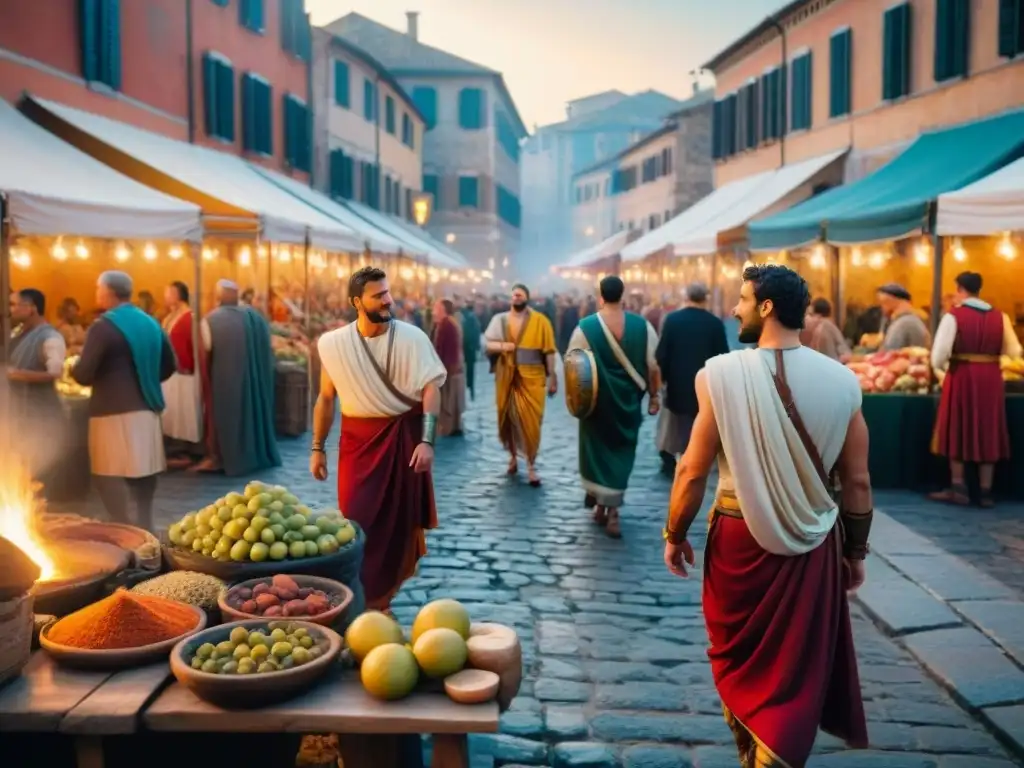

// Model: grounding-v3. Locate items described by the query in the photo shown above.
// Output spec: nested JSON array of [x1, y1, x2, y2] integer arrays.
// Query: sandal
[[506, 457, 518, 476], [592, 505, 608, 526], [979, 490, 996, 509], [928, 483, 970, 506], [605, 508, 622, 539]]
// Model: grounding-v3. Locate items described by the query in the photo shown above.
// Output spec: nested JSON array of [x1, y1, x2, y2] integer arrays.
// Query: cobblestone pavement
[[60, 361, 1021, 768], [874, 490, 1024, 598]]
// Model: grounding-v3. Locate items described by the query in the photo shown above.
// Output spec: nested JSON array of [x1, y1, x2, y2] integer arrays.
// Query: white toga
[[317, 321, 447, 418]]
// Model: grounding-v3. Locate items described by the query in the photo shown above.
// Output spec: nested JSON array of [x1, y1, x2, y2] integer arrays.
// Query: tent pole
[[0, 194, 10, 365], [930, 232, 944, 336], [191, 240, 203, 444], [303, 233, 312, 432]]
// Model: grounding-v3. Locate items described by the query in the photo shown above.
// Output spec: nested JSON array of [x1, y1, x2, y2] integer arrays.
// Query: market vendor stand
[[0, 652, 497, 768]]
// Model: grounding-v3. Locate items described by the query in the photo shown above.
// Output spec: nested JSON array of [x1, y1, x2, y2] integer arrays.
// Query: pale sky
[[306, 0, 786, 130]]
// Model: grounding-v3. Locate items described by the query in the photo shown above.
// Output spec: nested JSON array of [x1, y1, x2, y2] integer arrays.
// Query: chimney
[[406, 11, 419, 40]]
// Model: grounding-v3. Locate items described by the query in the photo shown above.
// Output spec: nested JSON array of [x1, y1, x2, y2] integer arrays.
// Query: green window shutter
[[758, 73, 771, 141], [344, 156, 355, 199], [283, 94, 294, 166], [385, 96, 395, 134], [363, 79, 375, 122], [298, 102, 310, 172], [412, 87, 437, 130], [280, 0, 294, 52], [402, 113, 413, 147], [334, 60, 350, 107], [745, 83, 758, 148], [329, 149, 342, 198], [202, 54, 221, 138], [883, 3, 912, 100], [240, 0, 265, 33], [791, 53, 812, 130], [242, 74, 256, 151], [384, 176, 393, 213], [459, 176, 479, 207], [935, 0, 970, 81], [458, 88, 485, 130], [259, 80, 273, 155], [423, 174, 440, 209], [216, 61, 235, 141], [80, 0, 100, 82], [997, 0, 1023, 58], [829, 29, 852, 117], [211, 0, 228, 5], [405, 188, 413, 221], [98, 0, 121, 90]]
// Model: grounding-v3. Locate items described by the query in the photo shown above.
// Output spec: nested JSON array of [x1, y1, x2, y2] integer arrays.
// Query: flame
[[0, 461, 57, 581]]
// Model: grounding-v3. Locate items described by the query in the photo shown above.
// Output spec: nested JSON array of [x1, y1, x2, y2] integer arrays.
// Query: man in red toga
[[310, 267, 447, 612], [161, 281, 202, 468], [930, 271, 1022, 507], [663, 265, 871, 768]]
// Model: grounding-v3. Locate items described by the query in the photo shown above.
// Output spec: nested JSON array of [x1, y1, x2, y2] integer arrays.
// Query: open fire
[[0, 460, 57, 582]]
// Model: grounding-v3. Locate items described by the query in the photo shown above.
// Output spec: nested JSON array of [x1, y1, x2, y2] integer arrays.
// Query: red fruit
[[275, 589, 297, 602], [297, 588, 313, 599], [252, 583, 270, 597], [271, 574, 300, 593], [241, 599, 258, 614], [236, 587, 253, 600], [263, 605, 283, 617], [255, 593, 280, 609], [283, 599, 307, 616]]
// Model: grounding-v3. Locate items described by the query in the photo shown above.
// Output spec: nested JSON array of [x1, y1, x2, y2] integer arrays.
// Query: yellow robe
[[484, 309, 556, 463]]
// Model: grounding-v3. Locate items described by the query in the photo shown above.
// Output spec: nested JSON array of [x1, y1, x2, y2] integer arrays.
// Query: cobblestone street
[[59, 361, 1022, 767]]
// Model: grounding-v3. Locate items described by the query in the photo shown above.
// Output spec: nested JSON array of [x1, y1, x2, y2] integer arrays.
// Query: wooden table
[[0, 653, 498, 768]]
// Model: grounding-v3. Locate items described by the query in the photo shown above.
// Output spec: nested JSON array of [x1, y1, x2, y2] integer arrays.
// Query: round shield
[[564, 348, 599, 419]]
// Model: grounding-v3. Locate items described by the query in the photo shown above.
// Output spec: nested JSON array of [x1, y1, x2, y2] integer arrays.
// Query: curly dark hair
[[348, 266, 387, 307], [742, 264, 809, 331]]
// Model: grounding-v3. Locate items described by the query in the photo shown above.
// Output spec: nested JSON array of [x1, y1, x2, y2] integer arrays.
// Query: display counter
[[862, 393, 1024, 499]]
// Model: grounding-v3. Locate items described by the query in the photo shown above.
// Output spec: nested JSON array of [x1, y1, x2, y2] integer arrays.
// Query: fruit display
[[846, 347, 932, 394], [187, 621, 329, 675], [344, 600, 521, 706], [271, 323, 311, 366], [166, 482, 356, 563], [1002, 356, 1024, 382], [222, 574, 336, 618]]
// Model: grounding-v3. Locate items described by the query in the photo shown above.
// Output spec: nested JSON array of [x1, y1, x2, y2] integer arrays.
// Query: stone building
[[321, 11, 527, 272]]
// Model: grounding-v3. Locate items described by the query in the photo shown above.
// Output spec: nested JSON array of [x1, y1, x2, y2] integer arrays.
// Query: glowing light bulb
[[114, 242, 131, 262], [278, 247, 292, 263], [143, 243, 158, 261], [868, 251, 885, 269], [952, 239, 967, 262], [202, 247, 215, 262], [75, 240, 89, 260], [851, 247, 864, 267], [168, 246, 183, 260], [997, 233, 1016, 261], [257, 245, 268, 259], [238, 246, 252, 267], [51, 238, 68, 262], [914, 240, 931, 266], [445, 233, 456, 244]]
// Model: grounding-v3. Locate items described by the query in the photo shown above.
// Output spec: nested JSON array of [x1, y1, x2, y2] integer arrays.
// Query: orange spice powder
[[48, 590, 199, 649]]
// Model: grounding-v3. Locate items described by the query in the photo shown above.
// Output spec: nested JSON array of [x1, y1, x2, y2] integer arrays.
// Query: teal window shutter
[[829, 29, 852, 117], [216, 60, 235, 141], [712, 99, 723, 159], [405, 188, 412, 221], [240, 0, 265, 33], [334, 60, 350, 107], [242, 74, 256, 151], [242, 75, 272, 154], [458, 176, 479, 208], [883, 3, 912, 100], [283, 94, 294, 166], [744, 83, 758, 148], [385, 96, 395, 134], [211, 0, 228, 5], [458, 88, 485, 130], [384, 176, 393, 213], [280, 0, 294, 52], [401, 113, 414, 147], [935, 0, 970, 81], [790, 52, 812, 130], [259, 80, 273, 155], [202, 54, 218, 138], [79, 0, 100, 82], [394, 181, 402, 215], [99, 0, 121, 90], [998, 0, 1024, 58], [423, 174, 440, 209], [344, 156, 355, 199], [412, 86, 437, 130], [363, 79, 375, 122], [329, 150, 342, 198]]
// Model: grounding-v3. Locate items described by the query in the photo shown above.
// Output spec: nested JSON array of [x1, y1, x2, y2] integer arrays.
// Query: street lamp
[[411, 191, 433, 227]]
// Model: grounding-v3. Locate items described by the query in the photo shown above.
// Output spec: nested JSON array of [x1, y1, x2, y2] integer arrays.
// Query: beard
[[512, 301, 528, 311], [737, 317, 764, 344], [365, 308, 391, 323]]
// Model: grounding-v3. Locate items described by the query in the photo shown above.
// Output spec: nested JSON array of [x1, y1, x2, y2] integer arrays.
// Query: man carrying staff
[[567, 276, 660, 538], [193, 279, 280, 476], [930, 271, 1021, 507], [663, 265, 871, 768], [311, 267, 447, 612], [484, 283, 558, 486]]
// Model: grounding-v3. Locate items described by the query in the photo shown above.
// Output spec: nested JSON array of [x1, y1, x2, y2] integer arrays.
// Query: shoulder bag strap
[[356, 321, 419, 409], [595, 314, 647, 393], [769, 349, 831, 490]]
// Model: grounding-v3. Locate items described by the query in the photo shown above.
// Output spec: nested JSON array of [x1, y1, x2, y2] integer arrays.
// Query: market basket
[[0, 591, 34, 686], [275, 363, 309, 437]]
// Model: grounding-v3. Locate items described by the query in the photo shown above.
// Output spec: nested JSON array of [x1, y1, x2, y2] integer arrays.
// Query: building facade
[[521, 89, 689, 275], [310, 29, 424, 218], [707, 0, 1024, 186], [570, 92, 714, 252], [0, 0, 312, 177], [322, 12, 527, 271]]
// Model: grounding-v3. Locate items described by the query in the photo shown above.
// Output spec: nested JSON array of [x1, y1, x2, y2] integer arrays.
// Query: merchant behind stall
[[193, 279, 280, 477], [7, 288, 66, 493], [929, 271, 1023, 508], [877, 284, 932, 350], [71, 271, 177, 530]]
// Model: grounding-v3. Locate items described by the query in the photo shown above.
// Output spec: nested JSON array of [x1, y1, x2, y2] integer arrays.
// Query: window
[[279, 0, 310, 61], [392, 180, 402, 215], [496, 184, 520, 228], [790, 52, 813, 131], [661, 147, 673, 175], [329, 149, 355, 200], [712, 93, 739, 159], [360, 162, 380, 209], [363, 79, 376, 122], [239, 0, 264, 33], [283, 93, 310, 172], [202, 53, 235, 141], [883, 3, 913, 100], [241, 73, 272, 155], [759, 66, 785, 141], [740, 81, 759, 148], [412, 86, 437, 130], [999, 0, 1024, 57], [423, 174, 440, 209], [641, 156, 657, 183], [79, 0, 122, 90], [405, 188, 413, 221], [496, 109, 520, 162], [384, 176, 393, 214], [385, 96, 396, 134], [458, 88, 486, 130], [458, 176, 480, 208], [935, 0, 970, 81], [333, 60, 350, 108], [401, 114, 414, 148], [829, 28, 853, 118]]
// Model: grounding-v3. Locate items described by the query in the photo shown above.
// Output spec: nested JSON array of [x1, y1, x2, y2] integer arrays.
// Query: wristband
[[662, 526, 686, 545], [421, 414, 438, 446], [840, 509, 873, 560]]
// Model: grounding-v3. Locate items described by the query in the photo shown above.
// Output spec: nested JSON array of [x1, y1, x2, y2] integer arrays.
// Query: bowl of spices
[[40, 589, 206, 669], [131, 571, 226, 624]]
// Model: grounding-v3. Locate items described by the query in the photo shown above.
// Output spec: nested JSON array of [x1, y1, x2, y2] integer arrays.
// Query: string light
[[257, 245, 268, 260], [114, 242, 131, 262], [850, 247, 864, 267], [202, 247, 216, 262], [168, 245, 184, 260], [913, 239, 931, 266], [809, 244, 826, 269], [868, 251, 885, 269], [238, 246, 252, 267], [997, 232, 1017, 261], [952, 238, 967, 262], [445, 233, 456, 244], [51, 238, 68, 262], [143, 243, 158, 262], [12, 249, 31, 269]]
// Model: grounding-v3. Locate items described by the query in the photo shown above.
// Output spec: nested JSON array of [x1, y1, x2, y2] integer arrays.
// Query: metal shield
[[564, 348, 599, 419]]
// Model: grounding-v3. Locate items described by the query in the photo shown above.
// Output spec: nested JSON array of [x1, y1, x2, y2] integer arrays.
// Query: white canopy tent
[[342, 199, 468, 270], [672, 149, 848, 256], [936, 155, 1024, 235], [559, 230, 630, 270], [0, 99, 201, 241], [29, 97, 363, 252]]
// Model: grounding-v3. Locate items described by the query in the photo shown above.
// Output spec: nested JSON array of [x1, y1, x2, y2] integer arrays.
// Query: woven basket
[[0, 592, 35, 687]]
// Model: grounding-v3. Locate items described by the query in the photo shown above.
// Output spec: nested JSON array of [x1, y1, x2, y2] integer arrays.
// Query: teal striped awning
[[748, 109, 1024, 250]]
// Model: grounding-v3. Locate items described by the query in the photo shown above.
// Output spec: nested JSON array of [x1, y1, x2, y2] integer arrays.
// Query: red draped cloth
[[167, 310, 195, 373], [933, 305, 1009, 463], [337, 406, 437, 610], [703, 515, 868, 767]]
